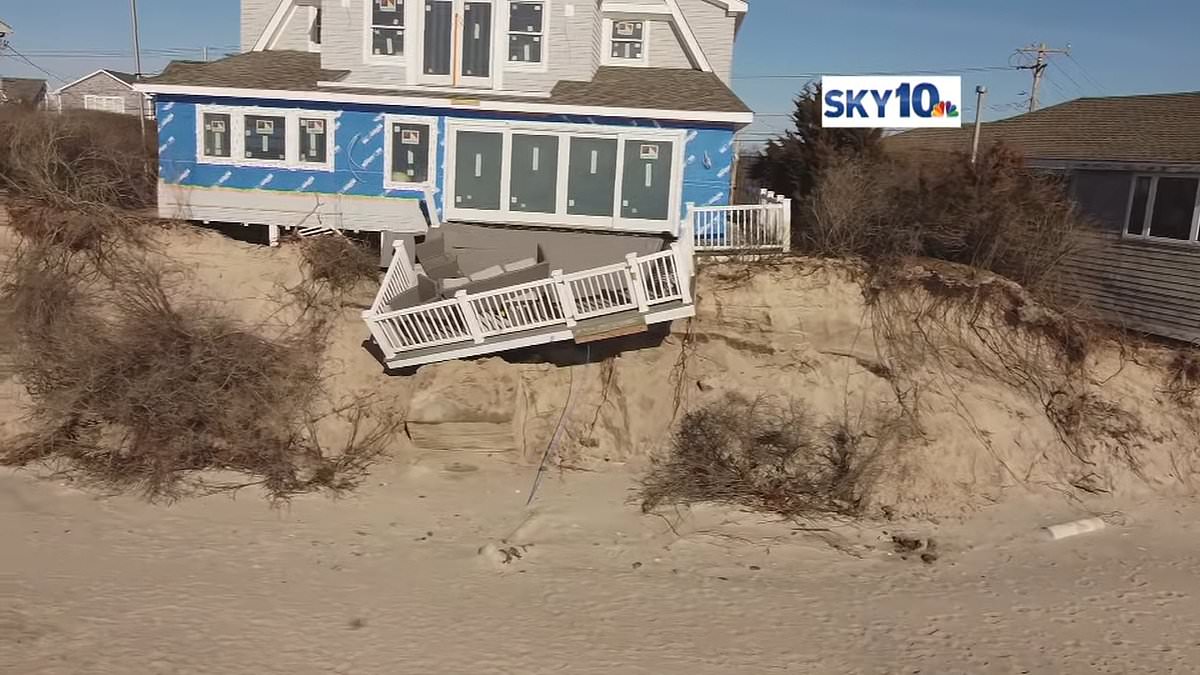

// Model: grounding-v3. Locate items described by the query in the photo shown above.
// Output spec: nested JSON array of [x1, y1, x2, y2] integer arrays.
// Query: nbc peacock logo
[[932, 101, 959, 118]]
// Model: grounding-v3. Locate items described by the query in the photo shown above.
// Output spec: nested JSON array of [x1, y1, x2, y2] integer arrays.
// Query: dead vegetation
[[641, 393, 907, 517], [0, 110, 397, 501], [294, 234, 380, 296]]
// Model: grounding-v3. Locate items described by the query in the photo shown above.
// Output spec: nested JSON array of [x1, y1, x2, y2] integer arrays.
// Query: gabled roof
[[139, 50, 752, 122], [54, 69, 140, 94], [886, 91, 1200, 165], [0, 77, 47, 105]]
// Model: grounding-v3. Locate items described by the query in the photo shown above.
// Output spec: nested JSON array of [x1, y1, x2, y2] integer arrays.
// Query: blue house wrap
[[156, 95, 736, 225]]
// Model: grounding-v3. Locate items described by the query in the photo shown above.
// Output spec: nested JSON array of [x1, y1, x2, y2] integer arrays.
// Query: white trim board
[[135, 83, 754, 124], [253, 0, 296, 52], [53, 69, 135, 95], [663, 0, 712, 72]]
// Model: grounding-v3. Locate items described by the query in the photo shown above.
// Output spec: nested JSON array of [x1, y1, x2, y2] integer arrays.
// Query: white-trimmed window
[[383, 115, 438, 188], [369, 0, 405, 57], [196, 105, 338, 171], [507, 1, 546, 66], [604, 18, 647, 65], [83, 95, 126, 114], [1126, 174, 1200, 242]]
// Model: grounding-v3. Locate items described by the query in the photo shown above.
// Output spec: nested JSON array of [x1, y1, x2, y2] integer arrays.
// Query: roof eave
[[133, 82, 755, 124]]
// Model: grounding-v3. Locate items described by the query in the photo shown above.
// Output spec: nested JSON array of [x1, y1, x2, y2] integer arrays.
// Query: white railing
[[688, 189, 792, 253], [363, 242, 693, 360], [368, 240, 417, 315]]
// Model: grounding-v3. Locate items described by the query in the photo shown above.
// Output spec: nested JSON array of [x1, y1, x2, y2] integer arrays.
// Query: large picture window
[[1126, 174, 1200, 242], [444, 121, 683, 232], [370, 0, 405, 57]]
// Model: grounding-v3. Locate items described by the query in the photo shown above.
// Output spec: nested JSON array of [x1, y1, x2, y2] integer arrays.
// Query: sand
[[3, 460, 1200, 674], [5, 225, 1200, 672]]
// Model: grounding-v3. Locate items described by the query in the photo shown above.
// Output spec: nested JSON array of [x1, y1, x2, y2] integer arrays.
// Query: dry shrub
[[295, 234, 379, 295], [1165, 350, 1200, 405], [641, 394, 899, 517], [805, 144, 1085, 292], [1, 212, 396, 500], [0, 107, 156, 209]]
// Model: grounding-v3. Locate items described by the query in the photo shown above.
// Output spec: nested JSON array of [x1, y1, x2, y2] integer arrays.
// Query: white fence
[[689, 189, 792, 253], [364, 242, 693, 359]]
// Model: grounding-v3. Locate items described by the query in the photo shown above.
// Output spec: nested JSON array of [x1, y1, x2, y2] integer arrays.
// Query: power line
[[733, 64, 1014, 80], [1065, 52, 1107, 94], [1, 45, 68, 83], [1049, 60, 1086, 97]]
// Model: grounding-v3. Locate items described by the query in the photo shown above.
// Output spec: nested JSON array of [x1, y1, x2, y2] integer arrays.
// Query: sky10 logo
[[821, 76, 963, 128]]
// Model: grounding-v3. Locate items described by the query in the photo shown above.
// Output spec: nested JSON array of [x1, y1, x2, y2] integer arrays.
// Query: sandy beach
[[3, 457, 1198, 674]]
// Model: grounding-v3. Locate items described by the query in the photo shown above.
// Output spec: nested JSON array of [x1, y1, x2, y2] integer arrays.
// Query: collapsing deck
[[362, 237, 696, 370]]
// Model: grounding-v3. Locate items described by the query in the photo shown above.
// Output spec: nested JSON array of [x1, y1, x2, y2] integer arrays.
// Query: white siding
[[675, 0, 736, 83], [645, 19, 690, 69], [503, 2, 603, 93], [273, 4, 316, 51], [242, 0, 284, 52], [320, 0, 410, 87]]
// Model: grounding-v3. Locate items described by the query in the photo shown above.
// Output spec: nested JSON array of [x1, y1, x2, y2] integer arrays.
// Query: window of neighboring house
[[83, 95, 125, 114], [508, 1, 545, 65], [607, 18, 646, 64], [370, 0, 405, 57], [385, 118, 435, 186], [1126, 175, 1200, 242], [202, 112, 232, 158], [244, 114, 288, 162], [299, 117, 330, 164]]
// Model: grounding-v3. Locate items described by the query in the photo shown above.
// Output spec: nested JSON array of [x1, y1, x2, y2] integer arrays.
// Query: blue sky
[[2, 0, 1197, 143]]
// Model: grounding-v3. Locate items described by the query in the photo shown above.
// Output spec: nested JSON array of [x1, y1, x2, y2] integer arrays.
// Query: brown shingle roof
[[148, 51, 349, 90], [885, 91, 1200, 165], [146, 51, 750, 115], [0, 77, 47, 106]]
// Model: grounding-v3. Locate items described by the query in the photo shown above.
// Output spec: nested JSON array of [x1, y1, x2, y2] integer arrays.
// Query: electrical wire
[[0, 45, 68, 83], [1050, 60, 1087, 97], [1065, 52, 1107, 94], [733, 64, 1013, 80]]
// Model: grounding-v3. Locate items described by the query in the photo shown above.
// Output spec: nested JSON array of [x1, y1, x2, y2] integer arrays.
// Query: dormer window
[[507, 1, 544, 65], [605, 18, 647, 66], [370, 0, 405, 57]]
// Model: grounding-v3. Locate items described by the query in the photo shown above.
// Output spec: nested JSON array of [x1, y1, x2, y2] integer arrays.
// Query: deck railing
[[368, 240, 417, 314], [689, 189, 792, 253], [364, 242, 693, 360]]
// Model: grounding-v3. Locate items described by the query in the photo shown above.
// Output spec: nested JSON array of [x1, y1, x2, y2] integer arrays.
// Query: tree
[[749, 84, 884, 204]]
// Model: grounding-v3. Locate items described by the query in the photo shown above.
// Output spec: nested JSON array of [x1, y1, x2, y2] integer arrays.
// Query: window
[[384, 116, 437, 187], [83, 95, 126, 114], [1126, 175, 1200, 242], [607, 19, 646, 64], [508, 1, 544, 65], [244, 114, 287, 161], [202, 112, 232, 158], [195, 106, 337, 171], [299, 117, 328, 164], [370, 0, 405, 57]]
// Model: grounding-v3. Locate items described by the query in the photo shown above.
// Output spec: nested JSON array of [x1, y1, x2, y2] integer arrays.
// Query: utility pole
[[1015, 42, 1071, 112], [203, 45, 210, 62], [130, 0, 146, 136], [970, 85, 987, 164]]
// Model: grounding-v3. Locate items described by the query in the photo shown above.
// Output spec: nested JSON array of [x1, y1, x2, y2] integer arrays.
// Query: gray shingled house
[[53, 69, 150, 117], [888, 91, 1200, 343], [0, 77, 48, 108]]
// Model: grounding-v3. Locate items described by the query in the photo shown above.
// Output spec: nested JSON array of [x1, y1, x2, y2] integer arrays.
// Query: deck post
[[780, 196, 793, 253], [268, 224, 280, 247], [626, 253, 650, 314], [671, 243, 693, 305], [552, 269, 578, 328], [455, 290, 486, 344]]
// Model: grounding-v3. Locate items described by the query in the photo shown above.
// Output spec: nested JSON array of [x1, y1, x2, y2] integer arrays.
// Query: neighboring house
[[0, 77, 47, 108], [54, 69, 150, 117], [887, 91, 1200, 343], [135, 0, 753, 246]]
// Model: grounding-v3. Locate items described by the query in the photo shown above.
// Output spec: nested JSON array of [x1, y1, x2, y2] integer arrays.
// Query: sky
[[2, 0, 1198, 145]]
